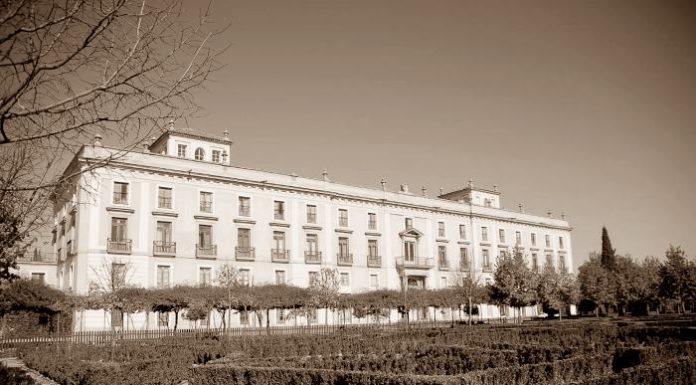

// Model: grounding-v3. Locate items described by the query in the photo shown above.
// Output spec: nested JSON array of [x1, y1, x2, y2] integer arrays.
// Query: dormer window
[[212, 150, 221, 163], [177, 144, 187, 158], [195, 148, 205, 161], [484, 198, 492, 207]]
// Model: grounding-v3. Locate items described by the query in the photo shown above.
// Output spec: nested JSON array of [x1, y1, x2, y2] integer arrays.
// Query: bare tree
[[215, 263, 239, 332], [0, 0, 223, 277], [309, 267, 341, 325]]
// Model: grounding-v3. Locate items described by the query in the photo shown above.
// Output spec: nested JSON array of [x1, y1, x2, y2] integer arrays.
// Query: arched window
[[194, 147, 205, 160]]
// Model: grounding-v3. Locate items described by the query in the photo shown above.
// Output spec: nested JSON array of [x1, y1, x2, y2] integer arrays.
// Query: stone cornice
[[269, 221, 291, 228], [152, 211, 178, 217], [106, 206, 135, 214], [233, 218, 256, 225], [302, 224, 322, 231], [194, 215, 218, 221]]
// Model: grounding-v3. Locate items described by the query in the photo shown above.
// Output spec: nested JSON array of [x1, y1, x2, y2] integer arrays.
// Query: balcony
[[235, 246, 255, 261], [153, 240, 176, 256], [395, 256, 433, 269], [107, 238, 132, 254], [367, 255, 382, 268], [158, 196, 172, 209], [337, 253, 353, 266], [271, 249, 289, 263], [196, 244, 217, 258], [305, 251, 322, 264], [438, 259, 449, 271]]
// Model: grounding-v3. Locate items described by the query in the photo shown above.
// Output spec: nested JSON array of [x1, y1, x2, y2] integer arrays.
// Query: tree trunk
[[174, 310, 179, 331], [266, 308, 270, 335], [468, 297, 473, 326]]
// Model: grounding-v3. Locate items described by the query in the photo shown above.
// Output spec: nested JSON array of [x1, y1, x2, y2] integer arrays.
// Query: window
[[546, 253, 554, 269], [306, 205, 317, 223], [338, 209, 348, 227], [199, 267, 212, 286], [275, 270, 286, 285], [404, 241, 416, 261], [481, 227, 488, 242], [194, 147, 205, 160], [438, 245, 447, 266], [338, 237, 350, 257], [158, 312, 168, 327], [545, 235, 551, 248], [111, 309, 123, 328], [199, 192, 213, 213], [212, 150, 221, 163], [307, 308, 317, 323], [459, 225, 466, 239], [238, 228, 251, 248], [238, 196, 250, 216], [308, 271, 319, 286], [156, 221, 172, 243], [368, 239, 378, 258], [273, 201, 285, 220], [156, 265, 170, 288], [558, 256, 567, 272], [499, 229, 506, 244], [306, 234, 318, 255], [559, 237, 564, 249], [177, 144, 187, 158], [110, 217, 127, 241], [440, 276, 448, 288], [198, 225, 212, 247], [277, 309, 286, 324], [31, 272, 45, 284], [482, 249, 490, 269], [369, 274, 379, 289], [531, 233, 537, 246], [158, 187, 172, 209], [405, 218, 413, 229], [499, 250, 507, 259], [515, 231, 521, 245], [460, 248, 469, 267], [532, 253, 539, 272], [273, 231, 286, 251], [340, 272, 350, 286], [239, 269, 250, 287], [113, 182, 128, 204], [484, 198, 492, 207], [438, 222, 445, 238], [112, 263, 127, 289], [368, 213, 377, 230]]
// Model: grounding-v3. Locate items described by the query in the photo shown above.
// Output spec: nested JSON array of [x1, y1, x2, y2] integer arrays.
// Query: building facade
[[47, 127, 573, 330]]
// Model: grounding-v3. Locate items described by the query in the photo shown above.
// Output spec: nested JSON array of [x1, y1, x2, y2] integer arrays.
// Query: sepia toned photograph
[[1, 0, 695, 384]]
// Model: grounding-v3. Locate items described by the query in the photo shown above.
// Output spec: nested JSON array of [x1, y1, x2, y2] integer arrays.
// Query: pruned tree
[[451, 270, 487, 325], [215, 263, 239, 332], [309, 267, 341, 325], [490, 247, 535, 323], [0, 0, 223, 278]]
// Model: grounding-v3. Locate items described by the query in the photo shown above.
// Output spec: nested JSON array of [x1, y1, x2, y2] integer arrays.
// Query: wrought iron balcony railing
[[305, 251, 322, 264], [196, 244, 217, 258], [153, 240, 176, 256], [395, 256, 433, 269], [107, 238, 132, 254], [271, 249, 289, 263], [438, 259, 449, 271], [367, 255, 382, 268], [235, 246, 255, 261], [337, 253, 353, 266]]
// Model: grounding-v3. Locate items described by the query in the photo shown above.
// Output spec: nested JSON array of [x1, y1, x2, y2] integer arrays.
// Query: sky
[[177, 0, 696, 266]]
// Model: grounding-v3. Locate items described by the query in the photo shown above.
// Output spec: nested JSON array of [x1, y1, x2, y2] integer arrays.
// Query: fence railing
[[107, 239, 132, 254]]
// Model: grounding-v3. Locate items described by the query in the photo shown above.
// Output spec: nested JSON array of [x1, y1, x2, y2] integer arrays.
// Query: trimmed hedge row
[[577, 357, 696, 385], [0, 363, 36, 385]]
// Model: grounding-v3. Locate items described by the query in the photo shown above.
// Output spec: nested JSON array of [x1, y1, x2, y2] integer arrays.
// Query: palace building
[[38, 125, 573, 330]]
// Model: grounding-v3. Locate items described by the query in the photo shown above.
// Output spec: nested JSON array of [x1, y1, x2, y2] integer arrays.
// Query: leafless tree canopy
[[0, 0, 223, 273]]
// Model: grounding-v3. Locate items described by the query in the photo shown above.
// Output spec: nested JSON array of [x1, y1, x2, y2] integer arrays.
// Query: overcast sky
[[180, 0, 696, 266]]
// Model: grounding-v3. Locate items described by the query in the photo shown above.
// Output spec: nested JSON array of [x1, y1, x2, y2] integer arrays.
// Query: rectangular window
[[238, 228, 251, 248], [404, 241, 416, 261], [515, 231, 521, 245], [158, 312, 168, 327], [532, 253, 539, 272], [110, 218, 128, 241], [440, 276, 448, 288], [212, 150, 221, 163], [113, 182, 128, 204], [111, 309, 123, 328], [338, 209, 348, 227], [438, 222, 445, 238], [156, 221, 172, 243], [239, 269, 250, 287], [368, 239, 378, 258], [31, 272, 45, 284], [112, 263, 127, 289], [438, 245, 447, 266], [499, 250, 507, 259], [199, 192, 213, 213], [198, 225, 212, 247], [277, 309, 286, 324], [238, 197, 251, 216], [338, 237, 349, 257], [546, 253, 554, 269], [481, 227, 488, 242], [275, 270, 286, 285], [545, 235, 551, 248], [273, 231, 286, 251], [405, 218, 413, 229], [369, 274, 379, 289], [459, 224, 466, 239], [559, 237, 564, 249], [156, 265, 170, 289], [199, 267, 212, 286], [158, 187, 172, 209], [177, 144, 187, 158], [368, 213, 377, 230], [308, 271, 319, 286], [306, 234, 318, 255], [482, 249, 490, 268], [499, 229, 506, 244], [340, 272, 349, 286], [531, 233, 537, 246], [306, 205, 317, 224], [273, 201, 285, 220], [460, 248, 469, 267], [558, 256, 567, 272]]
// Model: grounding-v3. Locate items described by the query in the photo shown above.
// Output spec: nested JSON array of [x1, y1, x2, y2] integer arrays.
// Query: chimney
[[467, 179, 474, 189], [168, 119, 175, 130], [380, 178, 387, 191], [322, 170, 330, 182], [93, 134, 102, 147], [421, 186, 427, 197], [518, 203, 524, 213], [400, 184, 409, 193], [223, 130, 230, 141], [547, 209, 553, 218], [493, 184, 498, 192]]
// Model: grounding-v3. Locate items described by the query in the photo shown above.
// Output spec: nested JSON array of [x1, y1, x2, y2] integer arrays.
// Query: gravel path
[[1, 356, 59, 385]]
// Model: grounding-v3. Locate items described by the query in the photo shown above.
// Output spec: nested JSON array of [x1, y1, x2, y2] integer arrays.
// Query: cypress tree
[[600, 227, 617, 270]]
